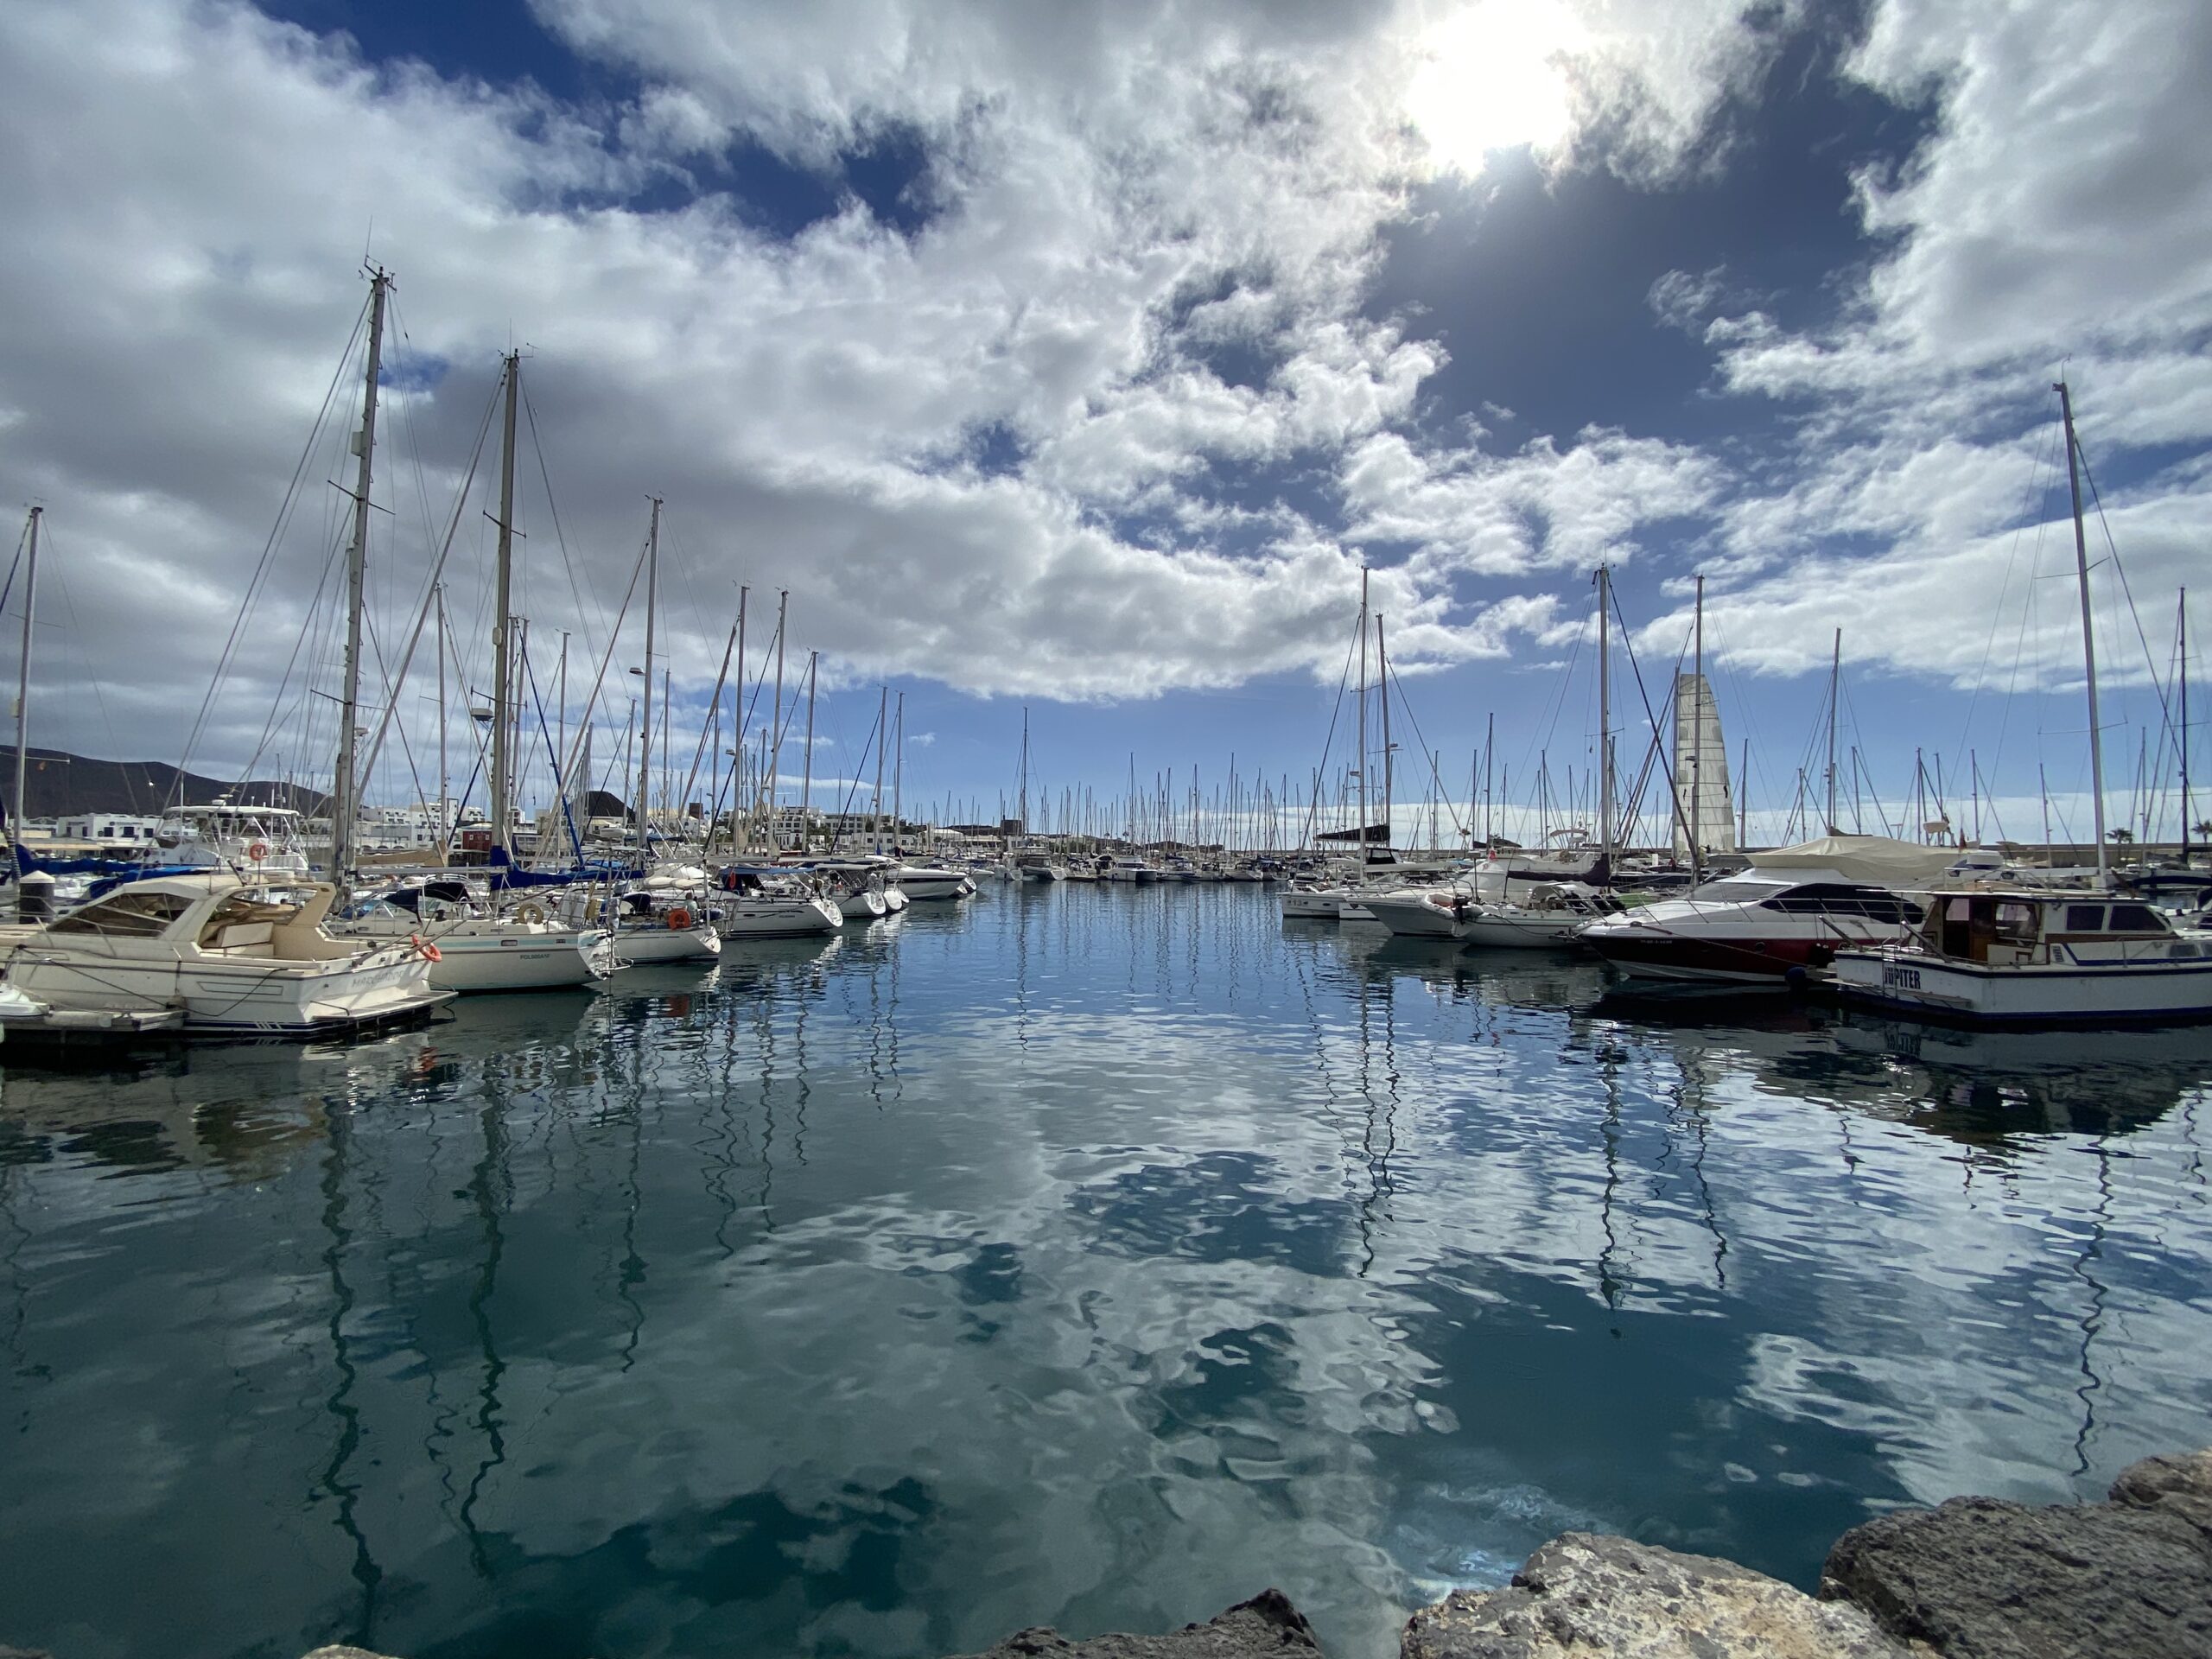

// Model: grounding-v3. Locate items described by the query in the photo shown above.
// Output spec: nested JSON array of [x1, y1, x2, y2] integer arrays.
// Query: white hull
[[1834, 948, 2212, 1025], [613, 924, 721, 963], [880, 886, 910, 912], [340, 916, 615, 991], [1363, 893, 1469, 938], [718, 898, 842, 938], [1279, 887, 1347, 919], [6, 948, 440, 1033], [896, 872, 974, 901], [838, 890, 889, 922]]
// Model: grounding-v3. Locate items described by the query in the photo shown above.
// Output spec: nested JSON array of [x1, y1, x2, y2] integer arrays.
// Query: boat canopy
[[1748, 834, 1955, 886]]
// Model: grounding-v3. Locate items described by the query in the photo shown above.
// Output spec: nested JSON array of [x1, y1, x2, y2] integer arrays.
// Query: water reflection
[[0, 885, 2205, 1659]]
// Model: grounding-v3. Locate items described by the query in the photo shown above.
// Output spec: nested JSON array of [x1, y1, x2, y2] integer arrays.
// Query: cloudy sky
[[3, 0, 2208, 842]]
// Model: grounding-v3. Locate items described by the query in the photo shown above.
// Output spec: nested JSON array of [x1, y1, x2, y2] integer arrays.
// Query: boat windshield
[[1684, 879, 1781, 903], [46, 889, 196, 938]]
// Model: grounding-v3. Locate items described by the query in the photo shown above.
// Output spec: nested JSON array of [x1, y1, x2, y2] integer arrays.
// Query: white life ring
[[512, 900, 547, 926]]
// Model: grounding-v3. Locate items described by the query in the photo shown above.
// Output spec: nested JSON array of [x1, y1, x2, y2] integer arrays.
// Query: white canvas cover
[[1748, 834, 1955, 885]]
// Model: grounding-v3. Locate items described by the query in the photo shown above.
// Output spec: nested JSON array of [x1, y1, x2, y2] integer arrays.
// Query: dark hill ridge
[[5, 747, 326, 822]]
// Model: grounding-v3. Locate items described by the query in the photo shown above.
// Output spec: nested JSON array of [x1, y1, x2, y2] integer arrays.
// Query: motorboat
[[1832, 891, 2212, 1026], [891, 863, 977, 901], [336, 878, 618, 991], [715, 868, 843, 937], [2, 872, 446, 1035], [155, 803, 316, 879], [1103, 857, 1152, 883], [1459, 883, 1625, 949]]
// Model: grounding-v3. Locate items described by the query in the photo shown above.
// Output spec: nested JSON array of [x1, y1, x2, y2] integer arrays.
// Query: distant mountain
[[6, 747, 327, 822]]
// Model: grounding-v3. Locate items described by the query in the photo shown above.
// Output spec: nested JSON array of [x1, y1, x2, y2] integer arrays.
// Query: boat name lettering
[[1883, 965, 1922, 989]]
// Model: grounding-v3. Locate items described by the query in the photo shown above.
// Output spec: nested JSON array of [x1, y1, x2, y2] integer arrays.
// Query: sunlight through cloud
[[1403, 0, 1583, 175]]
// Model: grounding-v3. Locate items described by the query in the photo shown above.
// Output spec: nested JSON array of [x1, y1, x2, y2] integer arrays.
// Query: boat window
[[2106, 903, 2164, 933], [1994, 901, 2039, 943], [46, 889, 196, 938], [1687, 880, 1777, 902], [1759, 883, 1923, 924], [2063, 905, 2106, 932]]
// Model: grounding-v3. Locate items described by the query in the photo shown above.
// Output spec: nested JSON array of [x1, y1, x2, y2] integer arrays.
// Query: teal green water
[[1, 884, 2208, 1658]]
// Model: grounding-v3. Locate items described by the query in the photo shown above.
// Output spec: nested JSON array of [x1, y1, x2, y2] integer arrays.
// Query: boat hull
[[718, 899, 842, 938], [1583, 931, 1833, 984], [613, 924, 721, 963], [5, 948, 445, 1034], [1834, 950, 2212, 1026]]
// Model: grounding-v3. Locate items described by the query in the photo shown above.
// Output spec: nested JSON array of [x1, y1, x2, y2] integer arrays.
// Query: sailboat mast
[[636, 496, 659, 857], [1377, 612, 1393, 852], [10, 506, 40, 859], [872, 684, 887, 853], [334, 270, 391, 885], [1690, 572, 1704, 881], [1597, 563, 1611, 863], [801, 649, 817, 849], [891, 692, 904, 850], [1356, 569, 1370, 866], [2181, 590, 2191, 863], [1825, 628, 1840, 833], [770, 589, 787, 846], [487, 346, 518, 866], [435, 582, 448, 854], [2056, 381, 2108, 885]]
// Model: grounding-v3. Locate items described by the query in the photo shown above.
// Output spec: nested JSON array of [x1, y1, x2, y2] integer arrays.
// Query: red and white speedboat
[[1580, 836, 1955, 986]]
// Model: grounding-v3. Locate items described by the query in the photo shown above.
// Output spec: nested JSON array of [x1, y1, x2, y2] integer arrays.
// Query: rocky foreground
[[21, 1447, 2200, 1659]]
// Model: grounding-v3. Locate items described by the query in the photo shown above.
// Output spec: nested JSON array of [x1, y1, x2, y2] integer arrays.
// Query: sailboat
[[325, 339, 613, 991], [1831, 384, 2212, 1025]]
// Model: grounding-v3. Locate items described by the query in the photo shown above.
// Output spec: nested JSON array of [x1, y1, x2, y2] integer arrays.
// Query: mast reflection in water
[[1, 886, 2208, 1659]]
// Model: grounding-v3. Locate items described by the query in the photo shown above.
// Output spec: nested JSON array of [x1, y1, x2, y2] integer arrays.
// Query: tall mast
[[1596, 563, 1612, 863], [554, 628, 568, 836], [334, 270, 391, 886], [872, 684, 887, 853], [1018, 707, 1029, 831], [10, 506, 40, 861], [770, 589, 787, 846], [1377, 612, 1393, 854], [801, 649, 817, 850], [1690, 572, 1705, 881], [1825, 627, 1840, 834], [487, 346, 519, 865], [1484, 711, 1494, 850], [2056, 381, 2108, 886], [1356, 569, 1370, 865], [635, 495, 659, 857], [2180, 591, 2191, 864], [729, 586, 747, 855], [891, 692, 904, 851], [435, 582, 448, 854]]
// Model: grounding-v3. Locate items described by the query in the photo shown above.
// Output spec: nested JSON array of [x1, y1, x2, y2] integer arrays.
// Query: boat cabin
[[1917, 892, 2203, 966]]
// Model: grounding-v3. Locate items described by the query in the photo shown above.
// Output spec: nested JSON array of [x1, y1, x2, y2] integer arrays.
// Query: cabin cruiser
[[1833, 891, 2212, 1025], [715, 868, 843, 937], [1103, 856, 1152, 883], [1579, 836, 1954, 985], [891, 863, 977, 901], [1459, 883, 1626, 949], [155, 803, 316, 878], [1014, 852, 1069, 882], [336, 878, 617, 991], [1, 872, 445, 1035]]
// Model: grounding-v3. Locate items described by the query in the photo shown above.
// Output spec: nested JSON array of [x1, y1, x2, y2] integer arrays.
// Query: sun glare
[[1403, 0, 1581, 176]]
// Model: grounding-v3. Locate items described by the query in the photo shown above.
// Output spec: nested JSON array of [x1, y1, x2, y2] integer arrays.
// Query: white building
[[56, 812, 162, 844]]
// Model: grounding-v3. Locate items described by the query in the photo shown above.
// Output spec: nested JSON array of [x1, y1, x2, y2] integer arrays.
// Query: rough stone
[[2109, 1446, 2212, 1546], [1821, 1478, 2212, 1659], [299, 1648, 404, 1659], [945, 1590, 1325, 1659], [1399, 1532, 1910, 1658]]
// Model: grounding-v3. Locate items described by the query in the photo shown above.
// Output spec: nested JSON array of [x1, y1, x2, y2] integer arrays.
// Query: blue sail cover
[[13, 843, 213, 880]]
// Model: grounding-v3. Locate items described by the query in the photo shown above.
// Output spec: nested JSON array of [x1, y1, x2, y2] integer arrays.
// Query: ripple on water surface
[[0, 884, 2208, 1659]]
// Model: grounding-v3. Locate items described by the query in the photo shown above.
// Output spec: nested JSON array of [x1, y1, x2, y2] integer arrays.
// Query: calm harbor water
[[1, 883, 2208, 1659]]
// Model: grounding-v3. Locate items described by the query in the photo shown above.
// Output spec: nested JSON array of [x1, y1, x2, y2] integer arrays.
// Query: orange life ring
[[666, 906, 693, 930], [411, 933, 443, 963], [246, 841, 270, 862]]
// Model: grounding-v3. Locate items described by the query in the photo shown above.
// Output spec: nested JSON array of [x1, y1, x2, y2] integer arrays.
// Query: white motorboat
[[1279, 880, 1351, 918], [1579, 837, 1948, 985], [155, 803, 316, 879], [2, 873, 445, 1035], [715, 868, 843, 937], [1833, 891, 2212, 1025], [1459, 883, 1625, 949], [892, 864, 976, 901], [336, 879, 617, 991], [1103, 857, 1151, 883]]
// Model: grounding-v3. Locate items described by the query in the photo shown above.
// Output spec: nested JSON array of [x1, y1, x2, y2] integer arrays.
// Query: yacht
[[337, 878, 618, 991], [891, 863, 977, 901], [155, 803, 315, 878], [1832, 891, 2212, 1025], [809, 861, 894, 922], [1458, 883, 1626, 949], [715, 868, 843, 937], [0, 873, 445, 1035], [600, 881, 722, 964]]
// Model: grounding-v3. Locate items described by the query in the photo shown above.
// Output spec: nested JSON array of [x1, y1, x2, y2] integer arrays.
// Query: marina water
[[2, 882, 2208, 1658]]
